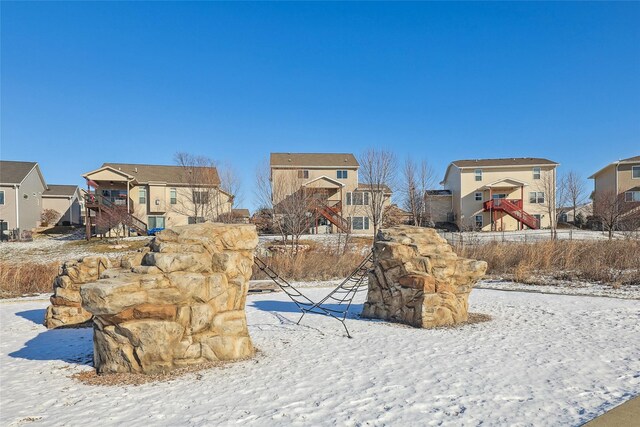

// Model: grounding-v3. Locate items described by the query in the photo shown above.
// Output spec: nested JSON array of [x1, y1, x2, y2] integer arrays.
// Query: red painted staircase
[[85, 194, 148, 236], [311, 200, 351, 233], [483, 199, 539, 230]]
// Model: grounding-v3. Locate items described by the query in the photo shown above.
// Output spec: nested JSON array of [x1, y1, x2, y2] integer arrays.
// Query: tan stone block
[[190, 303, 215, 334], [212, 310, 248, 336], [81, 279, 146, 316], [398, 274, 435, 292]]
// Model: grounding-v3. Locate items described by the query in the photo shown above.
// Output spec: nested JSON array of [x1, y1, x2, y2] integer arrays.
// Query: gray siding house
[[0, 161, 48, 233]]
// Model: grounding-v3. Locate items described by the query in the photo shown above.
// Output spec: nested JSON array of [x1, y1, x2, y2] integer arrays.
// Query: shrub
[[40, 209, 60, 227]]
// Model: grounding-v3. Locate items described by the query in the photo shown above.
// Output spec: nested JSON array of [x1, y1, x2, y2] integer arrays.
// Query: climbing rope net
[[253, 251, 373, 338]]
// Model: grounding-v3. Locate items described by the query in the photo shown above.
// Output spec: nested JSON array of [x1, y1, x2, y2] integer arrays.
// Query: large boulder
[[362, 226, 487, 328], [80, 223, 258, 374]]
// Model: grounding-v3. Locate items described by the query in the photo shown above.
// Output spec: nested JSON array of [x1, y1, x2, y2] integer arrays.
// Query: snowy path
[[1, 289, 639, 426]]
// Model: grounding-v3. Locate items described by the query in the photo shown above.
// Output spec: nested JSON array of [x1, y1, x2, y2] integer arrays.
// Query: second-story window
[[139, 188, 146, 204], [193, 190, 209, 204], [298, 170, 309, 179], [529, 191, 545, 204], [170, 188, 177, 205], [533, 167, 541, 180], [633, 166, 640, 179], [475, 169, 482, 181], [337, 170, 348, 179], [475, 192, 482, 201]]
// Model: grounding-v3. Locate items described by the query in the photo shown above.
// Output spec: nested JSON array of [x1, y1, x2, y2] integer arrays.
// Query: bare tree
[[535, 169, 565, 239], [562, 171, 587, 224], [401, 158, 436, 227], [254, 158, 313, 251], [358, 148, 396, 240], [173, 152, 232, 223], [593, 190, 640, 239], [216, 162, 241, 223]]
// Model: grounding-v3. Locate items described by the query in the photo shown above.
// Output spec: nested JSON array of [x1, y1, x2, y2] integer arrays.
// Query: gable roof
[[302, 175, 345, 188], [589, 155, 640, 179], [441, 157, 558, 184], [451, 157, 558, 168], [232, 208, 250, 218], [101, 163, 221, 186], [356, 183, 393, 194], [43, 184, 79, 198], [270, 153, 359, 168], [0, 161, 41, 185]]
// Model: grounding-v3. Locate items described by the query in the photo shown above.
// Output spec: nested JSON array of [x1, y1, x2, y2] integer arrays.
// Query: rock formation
[[362, 226, 487, 328], [44, 256, 111, 329], [77, 223, 258, 374]]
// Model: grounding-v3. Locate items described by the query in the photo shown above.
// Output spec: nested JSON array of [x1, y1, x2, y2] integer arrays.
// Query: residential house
[[42, 185, 82, 226], [589, 155, 640, 203], [269, 153, 392, 235], [589, 155, 640, 228], [82, 163, 233, 236], [0, 161, 48, 234], [231, 208, 251, 224], [440, 158, 559, 231], [558, 202, 592, 224]]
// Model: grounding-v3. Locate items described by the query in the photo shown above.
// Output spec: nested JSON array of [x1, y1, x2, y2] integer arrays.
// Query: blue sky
[[2, 2, 639, 210]]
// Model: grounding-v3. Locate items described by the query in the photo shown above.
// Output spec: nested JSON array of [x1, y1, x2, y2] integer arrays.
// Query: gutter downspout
[[15, 184, 20, 230]]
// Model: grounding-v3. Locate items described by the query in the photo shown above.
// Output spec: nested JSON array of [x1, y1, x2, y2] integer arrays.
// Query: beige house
[[82, 163, 233, 236], [589, 155, 640, 203], [0, 161, 48, 234], [42, 185, 82, 226], [269, 153, 392, 235], [440, 158, 559, 231]]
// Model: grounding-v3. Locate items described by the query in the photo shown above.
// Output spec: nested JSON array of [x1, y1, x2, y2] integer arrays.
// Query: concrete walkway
[[583, 396, 640, 426]]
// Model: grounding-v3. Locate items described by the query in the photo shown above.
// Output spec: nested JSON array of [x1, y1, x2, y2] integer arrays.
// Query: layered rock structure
[[362, 226, 487, 328], [44, 256, 111, 328], [77, 223, 258, 374]]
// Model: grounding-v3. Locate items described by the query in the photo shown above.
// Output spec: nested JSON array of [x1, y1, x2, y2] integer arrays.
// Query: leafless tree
[[216, 162, 241, 223], [254, 158, 313, 251], [593, 190, 640, 239], [401, 158, 436, 227], [562, 171, 587, 224], [536, 170, 564, 239], [358, 148, 396, 240], [173, 152, 232, 223]]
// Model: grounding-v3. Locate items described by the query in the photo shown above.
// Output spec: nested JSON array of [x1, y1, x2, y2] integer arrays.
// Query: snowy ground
[[1, 288, 638, 426], [478, 278, 640, 300], [438, 229, 639, 246]]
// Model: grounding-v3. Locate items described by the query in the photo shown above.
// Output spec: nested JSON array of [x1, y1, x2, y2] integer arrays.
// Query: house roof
[[441, 157, 558, 185], [0, 160, 40, 185], [302, 175, 345, 188], [451, 157, 558, 168], [232, 208, 250, 218], [589, 155, 640, 179], [43, 184, 79, 198], [426, 189, 452, 196], [356, 183, 392, 194], [100, 163, 221, 186], [270, 153, 359, 168]]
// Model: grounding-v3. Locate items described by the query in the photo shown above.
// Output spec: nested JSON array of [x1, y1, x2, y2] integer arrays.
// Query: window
[[337, 170, 348, 179], [474, 169, 482, 181], [139, 188, 146, 204], [474, 192, 482, 201], [529, 191, 545, 204], [349, 191, 369, 206], [633, 166, 640, 179], [351, 216, 370, 230], [0, 190, 4, 205], [148, 216, 165, 229], [298, 170, 309, 179], [188, 216, 205, 224], [533, 167, 541, 180], [492, 194, 506, 199], [625, 191, 640, 202], [475, 214, 483, 228], [170, 188, 177, 205], [192, 190, 209, 204], [533, 214, 542, 227]]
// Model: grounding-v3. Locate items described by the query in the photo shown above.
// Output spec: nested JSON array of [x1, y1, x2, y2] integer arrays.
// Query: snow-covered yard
[[1, 288, 638, 426]]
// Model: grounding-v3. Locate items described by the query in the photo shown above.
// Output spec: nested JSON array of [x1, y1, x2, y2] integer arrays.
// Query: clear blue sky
[[2, 2, 639, 210]]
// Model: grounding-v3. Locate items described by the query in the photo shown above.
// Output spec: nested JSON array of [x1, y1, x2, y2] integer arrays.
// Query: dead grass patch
[[66, 239, 150, 253], [0, 262, 60, 298], [457, 240, 640, 286]]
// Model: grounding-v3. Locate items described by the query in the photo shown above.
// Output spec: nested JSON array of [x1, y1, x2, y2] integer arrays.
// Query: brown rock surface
[[79, 223, 258, 374], [362, 226, 487, 328]]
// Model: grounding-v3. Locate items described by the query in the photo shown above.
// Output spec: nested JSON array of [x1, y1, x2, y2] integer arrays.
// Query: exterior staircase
[[483, 199, 539, 230], [311, 200, 351, 233], [85, 193, 148, 236]]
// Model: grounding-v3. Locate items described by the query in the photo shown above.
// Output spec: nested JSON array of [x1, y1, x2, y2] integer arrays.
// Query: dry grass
[[66, 239, 150, 253], [0, 262, 60, 298], [253, 240, 371, 281], [457, 239, 640, 286]]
